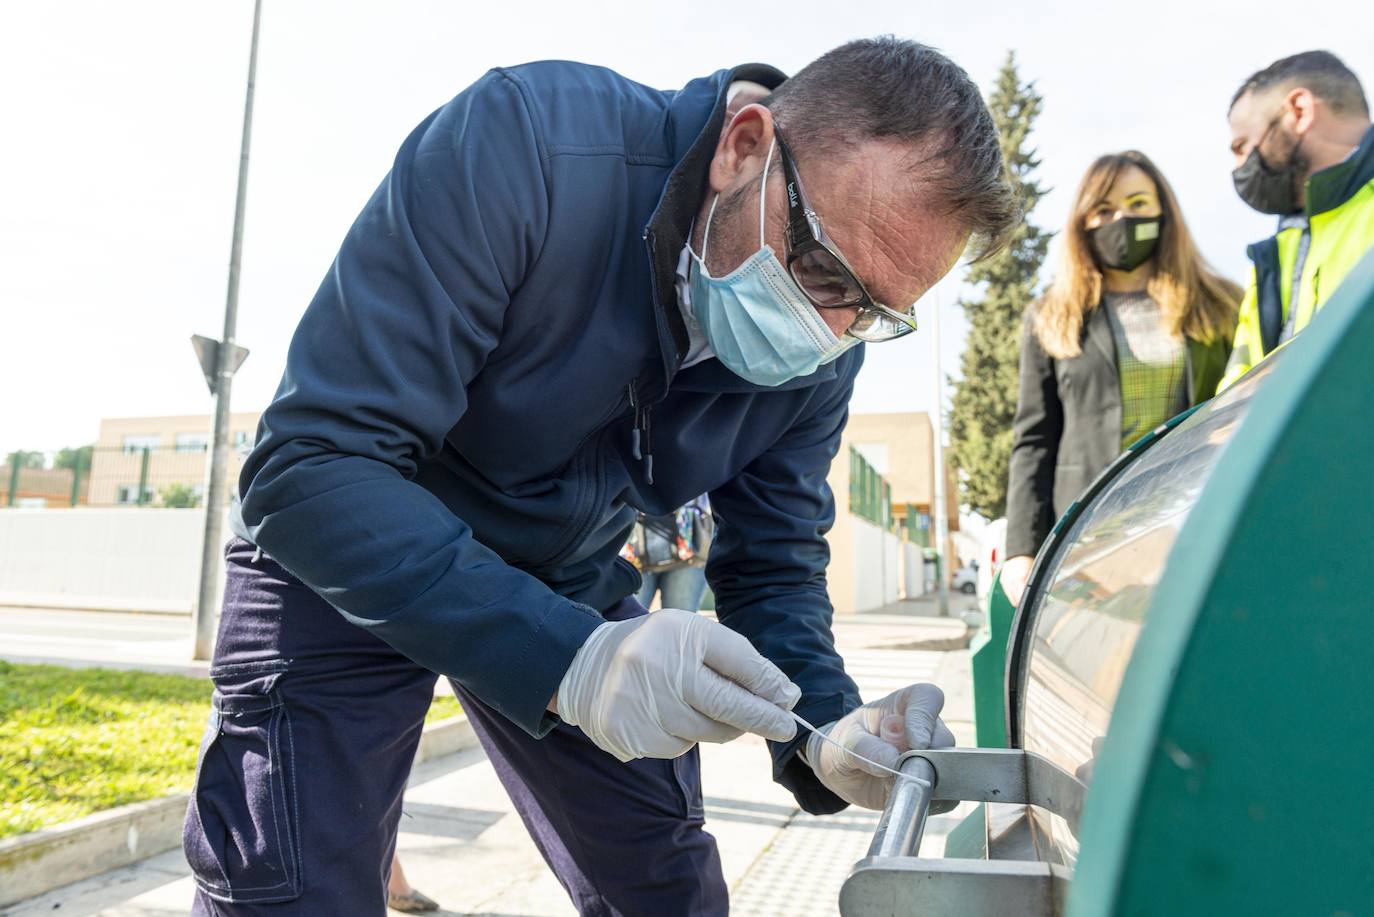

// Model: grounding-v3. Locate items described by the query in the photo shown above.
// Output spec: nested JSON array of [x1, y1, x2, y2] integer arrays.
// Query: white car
[[951, 564, 978, 595]]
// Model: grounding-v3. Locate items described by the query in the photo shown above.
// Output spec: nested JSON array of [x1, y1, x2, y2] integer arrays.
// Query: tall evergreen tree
[[948, 52, 1051, 520]]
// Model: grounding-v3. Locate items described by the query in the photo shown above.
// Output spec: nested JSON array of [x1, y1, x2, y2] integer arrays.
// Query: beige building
[[825, 412, 960, 615], [88, 413, 262, 506], [841, 412, 958, 533]]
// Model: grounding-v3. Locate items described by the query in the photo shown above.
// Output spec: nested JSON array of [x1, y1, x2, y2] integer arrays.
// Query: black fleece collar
[[642, 64, 787, 381]]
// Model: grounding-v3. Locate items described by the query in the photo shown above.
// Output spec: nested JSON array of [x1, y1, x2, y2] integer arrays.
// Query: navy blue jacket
[[239, 60, 863, 813]]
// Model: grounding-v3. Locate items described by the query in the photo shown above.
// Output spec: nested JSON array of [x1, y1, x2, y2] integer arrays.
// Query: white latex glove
[[1000, 555, 1035, 607], [556, 608, 801, 762], [804, 683, 957, 811]]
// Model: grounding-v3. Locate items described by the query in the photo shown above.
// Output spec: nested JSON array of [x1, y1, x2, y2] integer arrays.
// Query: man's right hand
[[555, 609, 802, 762], [999, 554, 1035, 607], [803, 683, 956, 811]]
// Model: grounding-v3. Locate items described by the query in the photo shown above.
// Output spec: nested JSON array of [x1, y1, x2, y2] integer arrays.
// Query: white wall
[[0, 509, 217, 613], [883, 531, 900, 605], [1, 505, 922, 618], [903, 542, 925, 598], [847, 518, 902, 613]]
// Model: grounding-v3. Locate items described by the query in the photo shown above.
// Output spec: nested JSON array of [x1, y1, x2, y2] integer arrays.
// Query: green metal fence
[[2, 446, 219, 509], [848, 446, 892, 529], [901, 506, 931, 547]]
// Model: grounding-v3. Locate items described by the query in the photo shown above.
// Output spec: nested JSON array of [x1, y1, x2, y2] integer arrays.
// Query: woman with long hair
[[1002, 151, 1242, 605]]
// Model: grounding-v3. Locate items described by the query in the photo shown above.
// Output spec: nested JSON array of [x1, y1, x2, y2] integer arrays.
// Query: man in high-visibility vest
[[1220, 50, 1374, 392]]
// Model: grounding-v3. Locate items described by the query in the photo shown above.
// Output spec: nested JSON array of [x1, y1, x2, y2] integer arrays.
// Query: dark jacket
[[1005, 303, 1229, 558], [235, 61, 863, 814]]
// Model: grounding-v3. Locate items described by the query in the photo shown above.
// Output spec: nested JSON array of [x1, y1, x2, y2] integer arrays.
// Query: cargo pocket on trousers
[[183, 660, 302, 903], [671, 747, 706, 821]]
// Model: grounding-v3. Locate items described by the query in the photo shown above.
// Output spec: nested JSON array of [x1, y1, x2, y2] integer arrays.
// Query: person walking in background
[[1001, 151, 1241, 605], [1220, 51, 1374, 391], [387, 854, 438, 912], [626, 496, 714, 612]]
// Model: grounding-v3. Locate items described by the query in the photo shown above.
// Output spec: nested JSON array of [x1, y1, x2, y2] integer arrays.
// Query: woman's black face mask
[[1088, 216, 1162, 272]]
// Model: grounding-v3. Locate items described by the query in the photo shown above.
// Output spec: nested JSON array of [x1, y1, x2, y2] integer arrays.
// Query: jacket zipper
[[627, 378, 654, 485], [540, 378, 655, 569], [522, 387, 629, 568]]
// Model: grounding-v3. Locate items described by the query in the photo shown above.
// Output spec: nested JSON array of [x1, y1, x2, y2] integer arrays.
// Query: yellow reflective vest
[[1219, 126, 1374, 392]]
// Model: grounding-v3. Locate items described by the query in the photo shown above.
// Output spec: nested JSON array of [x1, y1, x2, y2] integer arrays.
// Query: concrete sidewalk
[[0, 606, 209, 677], [0, 600, 973, 694], [1, 608, 976, 916], [0, 605, 454, 698]]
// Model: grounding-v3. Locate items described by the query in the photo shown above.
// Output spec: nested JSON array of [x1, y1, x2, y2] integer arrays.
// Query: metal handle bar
[[866, 748, 1087, 859], [866, 754, 938, 858]]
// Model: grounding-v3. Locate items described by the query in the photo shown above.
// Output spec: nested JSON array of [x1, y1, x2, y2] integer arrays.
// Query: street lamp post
[[930, 283, 950, 617], [192, 0, 261, 660]]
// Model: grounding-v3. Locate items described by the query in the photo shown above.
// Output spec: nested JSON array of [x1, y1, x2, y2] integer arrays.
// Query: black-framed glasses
[[773, 129, 919, 343]]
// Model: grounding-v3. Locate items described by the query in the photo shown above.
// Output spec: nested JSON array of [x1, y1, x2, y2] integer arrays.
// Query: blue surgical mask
[[689, 138, 858, 386]]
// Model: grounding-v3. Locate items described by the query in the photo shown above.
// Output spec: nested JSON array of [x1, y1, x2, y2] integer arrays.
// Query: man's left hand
[[804, 683, 956, 811]]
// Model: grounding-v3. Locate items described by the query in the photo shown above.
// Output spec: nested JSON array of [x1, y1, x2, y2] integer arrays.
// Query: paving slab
[[729, 800, 979, 917]]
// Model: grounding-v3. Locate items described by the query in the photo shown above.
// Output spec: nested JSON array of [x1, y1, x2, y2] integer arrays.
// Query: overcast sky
[[1, 0, 1367, 456]]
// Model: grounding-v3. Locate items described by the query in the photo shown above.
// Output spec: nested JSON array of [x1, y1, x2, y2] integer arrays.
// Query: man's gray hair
[[764, 36, 1019, 261]]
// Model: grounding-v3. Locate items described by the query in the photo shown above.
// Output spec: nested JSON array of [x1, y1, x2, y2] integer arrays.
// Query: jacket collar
[[1085, 301, 1116, 367], [642, 64, 788, 388], [1306, 123, 1374, 217]]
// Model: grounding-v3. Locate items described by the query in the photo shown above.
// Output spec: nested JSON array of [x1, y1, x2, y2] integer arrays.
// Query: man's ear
[[1286, 87, 1318, 135], [707, 103, 775, 195]]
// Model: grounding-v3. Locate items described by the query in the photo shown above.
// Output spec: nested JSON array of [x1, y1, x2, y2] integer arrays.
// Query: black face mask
[[1232, 116, 1308, 215], [1088, 215, 1162, 272]]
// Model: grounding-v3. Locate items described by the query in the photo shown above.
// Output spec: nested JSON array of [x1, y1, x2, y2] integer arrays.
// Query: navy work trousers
[[184, 538, 727, 916]]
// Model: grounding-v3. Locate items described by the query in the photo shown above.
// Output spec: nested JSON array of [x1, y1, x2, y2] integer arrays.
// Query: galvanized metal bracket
[[841, 857, 1073, 917], [916, 747, 1087, 831], [840, 748, 1087, 917]]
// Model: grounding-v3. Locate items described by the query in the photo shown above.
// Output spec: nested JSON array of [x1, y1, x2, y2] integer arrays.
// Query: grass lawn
[[0, 661, 462, 839]]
